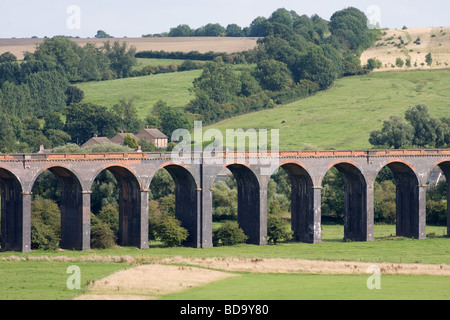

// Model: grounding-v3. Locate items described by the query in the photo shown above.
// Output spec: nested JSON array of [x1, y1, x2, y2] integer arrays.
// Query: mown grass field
[[75, 69, 201, 118], [161, 273, 450, 300], [0, 225, 448, 300]]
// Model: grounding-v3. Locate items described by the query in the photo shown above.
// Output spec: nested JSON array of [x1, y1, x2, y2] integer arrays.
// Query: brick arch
[[89, 163, 142, 192], [150, 163, 199, 248], [91, 164, 144, 248], [224, 163, 265, 245], [323, 161, 370, 241], [31, 165, 87, 250], [378, 160, 422, 239], [0, 167, 25, 252], [273, 161, 317, 243], [434, 159, 450, 238]]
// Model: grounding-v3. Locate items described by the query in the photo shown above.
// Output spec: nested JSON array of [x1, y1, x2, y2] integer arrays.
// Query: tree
[[32, 36, 81, 81], [31, 197, 61, 250], [64, 103, 121, 144], [90, 213, 116, 249], [192, 61, 241, 104], [212, 221, 248, 246], [296, 46, 338, 90], [198, 23, 226, 37], [226, 24, 244, 37], [253, 59, 293, 91], [65, 85, 85, 105], [328, 7, 372, 51], [249, 17, 268, 37], [103, 41, 137, 78], [26, 70, 69, 117], [369, 115, 414, 149], [268, 8, 294, 30], [123, 134, 138, 149], [0, 52, 17, 63], [405, 104, 446, 147], [155, 216, 189, 247], [77, 43, 111, 81], [425, 53, 433, 66], [112, 99, 143, 133], [169, 24, 193, 37], [158, 103, 193, 136], [267, 215, 293, 244], [95, 30, 113, 38]]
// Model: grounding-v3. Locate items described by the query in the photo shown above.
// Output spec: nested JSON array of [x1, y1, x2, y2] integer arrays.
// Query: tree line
[[182, 7, 379, 124]]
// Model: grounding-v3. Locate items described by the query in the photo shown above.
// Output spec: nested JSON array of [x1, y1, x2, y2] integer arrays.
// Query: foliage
[[103, 41, 137, 78], [374, 180, 396, 223], [369, 115, 414, 149], [155, 216, 189, 247], [366, 58, 382, 70], [370, 104, 449, 149], [192, 61, 242, 104], [95, 30, 113, 38], [213, 221, 248, 246], [31, 198, 61, 250], [90, 213, 116, 249], [212, 179, 237, 221], [64, 102, 121, 144], [425, 53, 433, 66], [150, 100, 193, 136], [123, 134, 138, 149], [267, 215, 293, 244], [112, 99, 144, 134], [66, 85, 85, 106], [321, 168, 345, 223], [253, 59, 293, 91]]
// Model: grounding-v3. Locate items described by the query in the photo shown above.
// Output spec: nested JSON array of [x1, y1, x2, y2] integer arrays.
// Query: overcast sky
[[1, 0, 449, 38]]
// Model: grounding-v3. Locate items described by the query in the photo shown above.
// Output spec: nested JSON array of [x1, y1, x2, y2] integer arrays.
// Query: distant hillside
[[204, 69, 450, 151], [361, 27, 450, 71]]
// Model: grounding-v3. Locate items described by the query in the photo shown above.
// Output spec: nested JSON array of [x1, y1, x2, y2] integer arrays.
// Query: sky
[[0, 0, 449, 38]]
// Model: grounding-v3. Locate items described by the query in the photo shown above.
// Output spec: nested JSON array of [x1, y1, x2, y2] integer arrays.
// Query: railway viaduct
[[0, 149, 449, 252]]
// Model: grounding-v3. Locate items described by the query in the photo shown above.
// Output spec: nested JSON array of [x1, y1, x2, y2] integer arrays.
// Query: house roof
[[111, 132, 138, 144], [137, 128, 168, 140], [81, 136, 113, 148]]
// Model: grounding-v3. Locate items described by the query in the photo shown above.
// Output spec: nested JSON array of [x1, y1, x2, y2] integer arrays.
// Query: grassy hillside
[[75, 69, 200, 118], [206, 69, 450, 150]]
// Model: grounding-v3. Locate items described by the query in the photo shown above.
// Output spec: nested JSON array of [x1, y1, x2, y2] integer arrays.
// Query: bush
[[90, 213, 116, 249], [267, 215, 293, 244], [426, 200, 447, 226], [213, 221, 248, 246], [31, 198, 61, 250], [97, 204, 119, 238], [155, 216, 188, 247]]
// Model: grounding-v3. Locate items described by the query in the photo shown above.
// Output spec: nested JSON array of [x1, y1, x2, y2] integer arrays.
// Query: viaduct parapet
[[0, 149, 449, 252]]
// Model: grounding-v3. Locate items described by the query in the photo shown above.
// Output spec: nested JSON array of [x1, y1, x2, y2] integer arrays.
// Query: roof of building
[[137, 128, 168, 140], [81, 136, 113, 148], [111, 132, 139, 144]]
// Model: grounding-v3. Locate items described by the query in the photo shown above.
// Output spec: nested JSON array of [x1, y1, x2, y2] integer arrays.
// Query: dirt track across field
[[0, 37, 259, 60]]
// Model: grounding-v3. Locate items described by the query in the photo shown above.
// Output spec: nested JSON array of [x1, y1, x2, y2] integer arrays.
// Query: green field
[[76, 69, 201, 118], [0, 225, 449, 300], [207, 69, 450, 150], [161, 273, 450, 300], [76, 68, 450, 150]]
